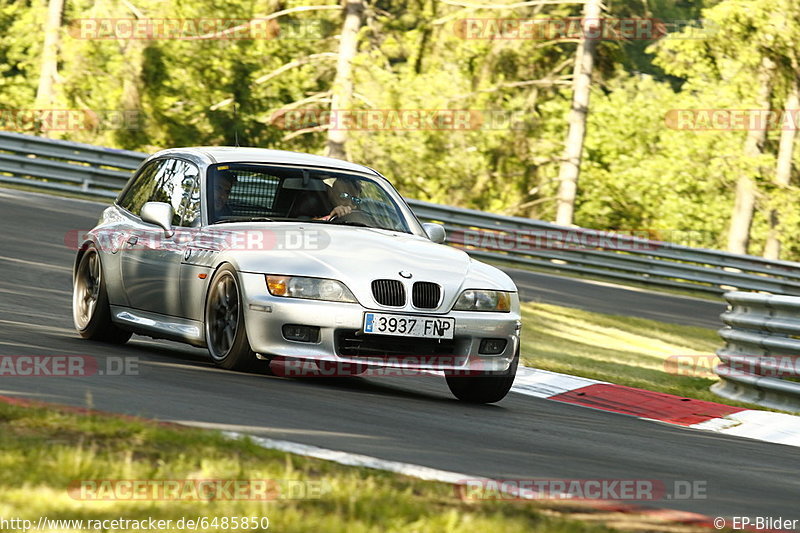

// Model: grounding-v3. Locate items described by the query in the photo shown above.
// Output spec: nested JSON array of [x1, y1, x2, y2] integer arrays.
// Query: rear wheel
[[204, 265, 259, 371], [445, 348, 518, 404], [72, 245, 132, 344]]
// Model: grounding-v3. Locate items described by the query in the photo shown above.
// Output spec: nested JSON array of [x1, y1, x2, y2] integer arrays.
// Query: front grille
[[335, 329, 456, 358], [412, 282, 440, 309], [371, 279, 405, 307]]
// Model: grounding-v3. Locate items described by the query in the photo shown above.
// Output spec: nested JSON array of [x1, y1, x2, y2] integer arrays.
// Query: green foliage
[[4, 0, 800, 258], [0, 0, 46, 108]]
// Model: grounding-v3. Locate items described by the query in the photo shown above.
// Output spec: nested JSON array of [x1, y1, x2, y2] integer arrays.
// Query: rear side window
[[117, 160, 164, 216], [207, 165, 282, 222]]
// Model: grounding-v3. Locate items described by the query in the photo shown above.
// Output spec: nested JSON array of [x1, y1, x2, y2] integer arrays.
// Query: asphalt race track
[[503, 267, 725, 329], [0, 188, 796, 522]]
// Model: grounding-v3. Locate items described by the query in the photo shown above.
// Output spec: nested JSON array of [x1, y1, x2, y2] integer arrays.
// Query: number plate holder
[[362, 312, 455, 339]]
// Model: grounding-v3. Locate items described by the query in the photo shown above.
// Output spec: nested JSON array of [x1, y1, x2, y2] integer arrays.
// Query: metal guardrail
[[3, 130, 800, 296], [0, 131, 144, 198], [409, 200, 800, 296], [715, 291, 800, 412]]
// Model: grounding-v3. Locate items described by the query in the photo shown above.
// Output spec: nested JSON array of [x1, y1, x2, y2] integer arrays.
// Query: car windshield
[[207, 164, 412, 233]]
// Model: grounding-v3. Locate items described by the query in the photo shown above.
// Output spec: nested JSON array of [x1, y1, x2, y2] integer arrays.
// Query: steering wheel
[[327, 209, 372, 225]]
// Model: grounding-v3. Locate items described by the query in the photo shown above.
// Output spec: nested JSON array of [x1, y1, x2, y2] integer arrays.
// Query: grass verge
[[2, 398, 713, 533], [518, 302, 774, 411]]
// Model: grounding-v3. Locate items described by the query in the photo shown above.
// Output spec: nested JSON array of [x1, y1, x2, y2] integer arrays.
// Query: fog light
[[282, 325, 320, 343], [479, 338, 506, 355]]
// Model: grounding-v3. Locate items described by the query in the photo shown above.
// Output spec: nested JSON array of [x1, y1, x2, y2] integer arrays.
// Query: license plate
[[363, 312, 455, 339]]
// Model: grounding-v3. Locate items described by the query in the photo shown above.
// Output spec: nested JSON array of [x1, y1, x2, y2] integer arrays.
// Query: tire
[[72, 245, 132, 344], [445, 348, 518, 404], [204, 265, 259, 371]]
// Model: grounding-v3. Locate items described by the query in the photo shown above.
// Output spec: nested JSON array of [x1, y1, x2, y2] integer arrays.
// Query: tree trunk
[[763, 75, 799, 260], [326, 0, 364, 161], [35, 0, 64, 111], [554, 0, 602, 226], [726, 56, 776, 255], [114, 39, 146, 148]]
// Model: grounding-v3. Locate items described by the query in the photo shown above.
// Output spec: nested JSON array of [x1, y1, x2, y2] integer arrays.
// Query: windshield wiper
[[329, 220, 409, 232], [332, 220, 370, 227], [214, 216, 275, 224]]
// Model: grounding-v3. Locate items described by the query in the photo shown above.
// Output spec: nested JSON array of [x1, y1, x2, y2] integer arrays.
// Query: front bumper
[[239, 272, 521, 372]]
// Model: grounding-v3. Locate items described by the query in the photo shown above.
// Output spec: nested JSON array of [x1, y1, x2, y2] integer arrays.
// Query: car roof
[[151, 147, 379, 175]]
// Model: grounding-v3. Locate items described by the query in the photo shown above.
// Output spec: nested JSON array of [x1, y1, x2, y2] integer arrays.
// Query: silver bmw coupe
[[72, 147, 521, 403]]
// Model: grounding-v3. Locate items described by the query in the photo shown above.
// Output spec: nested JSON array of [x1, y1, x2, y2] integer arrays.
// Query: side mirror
[[422, 222, 446, 244], [141, 202, 174, 237]]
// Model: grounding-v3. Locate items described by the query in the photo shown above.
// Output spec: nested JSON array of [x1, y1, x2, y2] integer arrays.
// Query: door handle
[[127, 235, 138, 245]]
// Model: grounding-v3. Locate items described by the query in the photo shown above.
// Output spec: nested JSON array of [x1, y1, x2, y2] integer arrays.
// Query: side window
[[148, 159, 200, 226], [180, 166, 202, 227], [117, 160, 163, 216], [207, 164, 281, 222]]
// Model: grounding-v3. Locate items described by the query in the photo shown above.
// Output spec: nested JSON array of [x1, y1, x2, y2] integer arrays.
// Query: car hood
[[197, 223, 516, 311]]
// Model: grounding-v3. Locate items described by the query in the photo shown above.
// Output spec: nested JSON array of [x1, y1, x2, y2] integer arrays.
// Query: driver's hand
[[329, 205, 353, 218]]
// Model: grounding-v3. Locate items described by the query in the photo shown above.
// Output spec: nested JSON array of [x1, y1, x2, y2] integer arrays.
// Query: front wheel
[[204, 265, 259, 371], [72, 245, 132, 344], [445, 348, 518, 404]]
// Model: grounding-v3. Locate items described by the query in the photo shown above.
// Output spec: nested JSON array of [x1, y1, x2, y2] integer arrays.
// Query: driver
[[315, 178, 361, 221], [214, 170, 238, 219]]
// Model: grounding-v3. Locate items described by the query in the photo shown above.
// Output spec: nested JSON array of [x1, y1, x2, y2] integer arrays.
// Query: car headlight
[[265, 275, 357, 303], [453, 289, 512, 312]]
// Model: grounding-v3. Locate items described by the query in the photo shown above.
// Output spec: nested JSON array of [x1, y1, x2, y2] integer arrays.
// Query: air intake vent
[[412, 282, 441, 309], [371, 279, 405, 307]]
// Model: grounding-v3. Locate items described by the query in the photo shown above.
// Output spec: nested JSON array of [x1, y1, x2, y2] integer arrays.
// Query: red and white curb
[[512, 366, 800, 447]]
